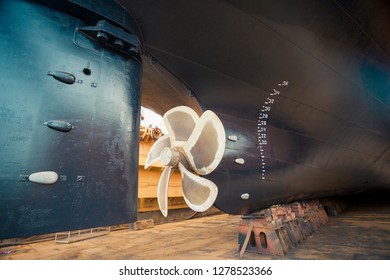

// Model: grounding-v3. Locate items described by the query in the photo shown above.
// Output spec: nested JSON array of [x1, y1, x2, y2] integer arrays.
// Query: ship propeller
[[144, 106, 226, 217]]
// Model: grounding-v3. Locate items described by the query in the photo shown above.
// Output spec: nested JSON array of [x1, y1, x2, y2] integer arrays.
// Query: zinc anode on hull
[[119, 0, 390, 215]]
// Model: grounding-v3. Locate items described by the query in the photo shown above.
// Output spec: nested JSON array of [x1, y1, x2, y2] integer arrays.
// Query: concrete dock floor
[[1, 200, 389, 260]]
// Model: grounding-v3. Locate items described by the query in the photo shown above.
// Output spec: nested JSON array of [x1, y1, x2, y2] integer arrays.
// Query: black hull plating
[[0, 0, 141, 238], [120, 0, 390, 214]]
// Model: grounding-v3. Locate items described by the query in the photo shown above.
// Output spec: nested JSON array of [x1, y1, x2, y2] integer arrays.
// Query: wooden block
[[130, 219, 155, 231]]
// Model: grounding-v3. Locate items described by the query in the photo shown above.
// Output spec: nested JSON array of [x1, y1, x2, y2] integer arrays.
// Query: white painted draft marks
[[257, 81, 289, 180]]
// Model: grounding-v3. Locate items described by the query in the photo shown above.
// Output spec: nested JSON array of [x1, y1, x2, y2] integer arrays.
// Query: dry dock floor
[[1, 200, 390, 260]]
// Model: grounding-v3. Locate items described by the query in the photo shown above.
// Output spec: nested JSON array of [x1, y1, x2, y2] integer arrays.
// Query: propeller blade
[[182, 110, 226, 175], [144, 134, 171, 169], [163, 106, 199, 147], [178, 163, 218, 212], [157, 167, 173, 217]]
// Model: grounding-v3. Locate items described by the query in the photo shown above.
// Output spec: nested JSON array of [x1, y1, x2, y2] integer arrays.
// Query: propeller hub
[[160, 147, 180, 167]]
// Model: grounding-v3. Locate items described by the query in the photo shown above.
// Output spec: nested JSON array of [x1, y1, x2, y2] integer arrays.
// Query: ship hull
[[1, 0, 390, 239], [0, 0, 141, 238], [120, 0, 390, 214]]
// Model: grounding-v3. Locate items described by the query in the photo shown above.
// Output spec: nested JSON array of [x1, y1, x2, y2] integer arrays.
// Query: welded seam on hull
[[146, 45, 390, 143], [330, 0, 390, 58], [225, 0, 390, 111]]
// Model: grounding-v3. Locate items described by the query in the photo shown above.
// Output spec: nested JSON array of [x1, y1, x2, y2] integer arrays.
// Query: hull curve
[[120, 0, 390, 214]]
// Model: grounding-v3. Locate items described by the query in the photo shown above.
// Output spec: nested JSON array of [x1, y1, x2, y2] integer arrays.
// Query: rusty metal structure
[[238, 200, 330, 256]]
